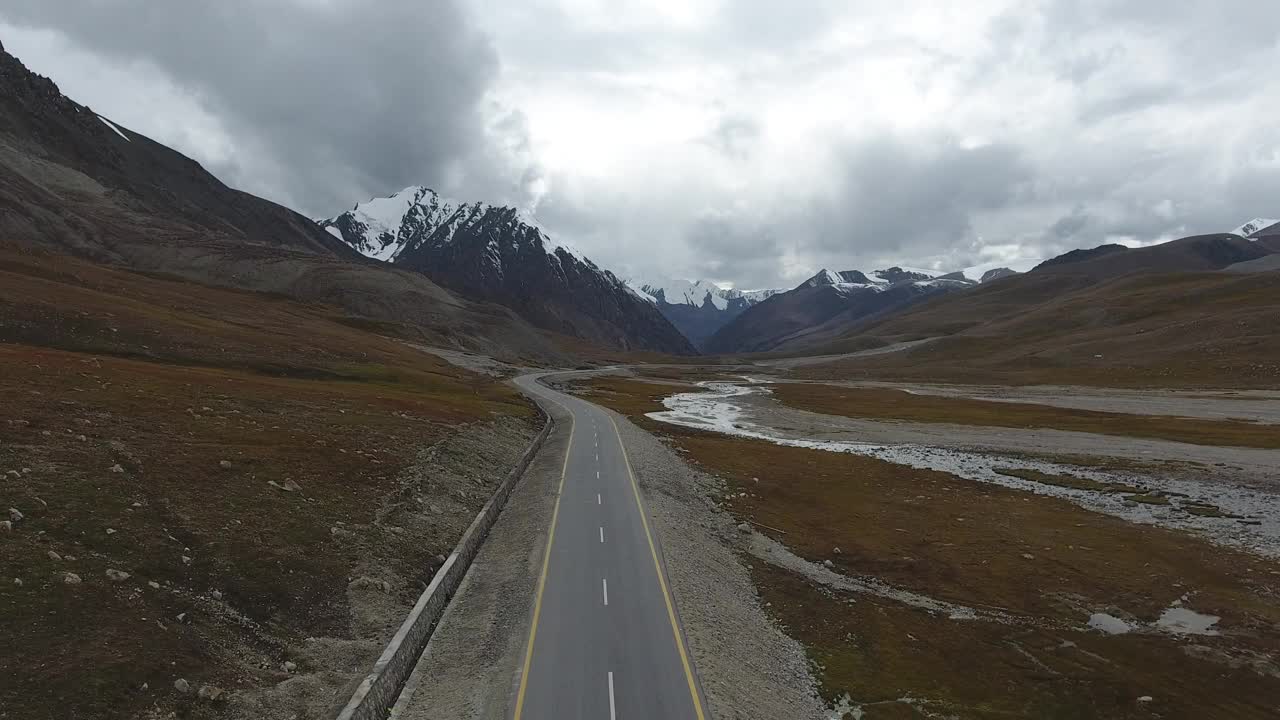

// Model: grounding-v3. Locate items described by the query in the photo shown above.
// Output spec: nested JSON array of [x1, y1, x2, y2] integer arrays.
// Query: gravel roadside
[[389, 398, 571, 720], [608, 410, 828, 719]]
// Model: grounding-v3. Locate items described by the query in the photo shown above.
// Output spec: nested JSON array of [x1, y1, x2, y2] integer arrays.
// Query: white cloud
[[4, 1, 1278, 288]]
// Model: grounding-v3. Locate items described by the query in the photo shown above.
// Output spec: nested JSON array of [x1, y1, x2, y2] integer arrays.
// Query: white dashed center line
[[599, 526, 605, 543], [602, 578, 609, 606], [608, 671, 617, 720], [597, 493, 601, 505]]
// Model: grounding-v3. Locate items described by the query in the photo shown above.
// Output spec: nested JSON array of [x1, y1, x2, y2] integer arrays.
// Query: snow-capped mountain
[[704, 265, 982, 354], [625, 276, 784, 350], [320, 187, 694, 354]]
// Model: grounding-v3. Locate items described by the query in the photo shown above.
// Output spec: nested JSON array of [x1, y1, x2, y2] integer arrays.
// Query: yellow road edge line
[[512, 389, 575, 720], [608, 412, 707, 720]]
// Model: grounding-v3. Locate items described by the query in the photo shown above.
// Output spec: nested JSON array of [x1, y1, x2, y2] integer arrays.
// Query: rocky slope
[[1031, 234, 1271, 279], [0, 42, 565, 361], [321, 187, 695, 355]]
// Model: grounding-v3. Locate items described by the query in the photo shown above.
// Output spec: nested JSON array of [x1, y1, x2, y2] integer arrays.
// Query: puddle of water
[[648, 381, 1280, 557], [1088, 613, 1134, 635], [1157, 606, 1220, 636]]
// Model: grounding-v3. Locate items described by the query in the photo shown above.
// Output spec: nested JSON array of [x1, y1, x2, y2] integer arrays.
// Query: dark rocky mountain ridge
[[320, 188, 695, 354], [0, 42, 567, 360]]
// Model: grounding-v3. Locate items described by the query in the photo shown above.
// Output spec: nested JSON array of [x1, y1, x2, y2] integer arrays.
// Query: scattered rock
[[62, 572, 82, 585], [9, 508, 23, 523], [13, 578, 22, 586], [1137, 696, 1153, 703], [108, 464, 124, 474], [21, 468, 31, 474], [4, 470, 19, 478], [736, 522, 752, 534], [197, 685, 223, 701], [832, 547, 841, 555], [0, 521, 11, 533], [177, 612, 189, 623], [105, 528, 117, 535], [47, 550, 62, 561], [173, 678, 191, 694], [211, 590, 223, 600], [434, 554, 447, 565], [76, 434, 87, 442], [349, 576, 391, 593], [148, 581, 161, 590], [218, 460, 233, 470], [282, 661, 297, 673], [181, 555, 192, 565], [105, 569, 130, 582], [1022, 553, 1035, 560], [267, 478, 302, 492], [822, 559, 834, 568]]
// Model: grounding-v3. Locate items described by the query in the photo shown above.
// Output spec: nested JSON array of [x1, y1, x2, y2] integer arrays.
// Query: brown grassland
[[579, 376, 1280, 719], [0, 252, 535, 720], [769, 383, 1280, 449], [793, 271, 1280, 390]]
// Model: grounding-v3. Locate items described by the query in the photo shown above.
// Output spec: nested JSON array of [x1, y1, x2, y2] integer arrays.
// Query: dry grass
[[0, 253, 533, 720], [793, 272, 1280, 390], [771, 383, 1280, 449], [591, 378, 1280, 718]]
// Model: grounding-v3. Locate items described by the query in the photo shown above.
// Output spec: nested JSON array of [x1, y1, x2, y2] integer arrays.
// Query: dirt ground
[[0, 254, 537, 720], [573, 373, 1280, 719]]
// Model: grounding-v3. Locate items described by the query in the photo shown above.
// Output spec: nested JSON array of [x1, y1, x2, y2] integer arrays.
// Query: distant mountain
[[1031, 234, 1271, 279], [704, 266, 976, 354], [779, 230, 1280, 386], [321, 187, 694, 354], [0, 42, 568, 361], [626, 277, 783, 350], [979, 267, 1018, 283]]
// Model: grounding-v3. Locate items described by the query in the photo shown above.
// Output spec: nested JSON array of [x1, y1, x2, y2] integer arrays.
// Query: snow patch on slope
[[1232, 218, 1279, 238], [97, 115, 130, 142]]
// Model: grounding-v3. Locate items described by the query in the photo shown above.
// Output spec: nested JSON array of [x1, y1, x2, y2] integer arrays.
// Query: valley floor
[[570, 368, 1280, 719], [0, 254, 539, 720]]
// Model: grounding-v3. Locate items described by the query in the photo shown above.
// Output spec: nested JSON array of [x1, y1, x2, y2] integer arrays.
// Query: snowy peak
[[627, 276, 785, 311], [798, 266, 942, 292], [634, 278, 731, 310], [320, 185, 693, 354], [625, 275, 787, 351], [803, 269, 845, 288], [319, 186, 590, 268], [1232, 218, 1280, 239], [979, 267, 1018, 283], [871, 266, 938, 284]]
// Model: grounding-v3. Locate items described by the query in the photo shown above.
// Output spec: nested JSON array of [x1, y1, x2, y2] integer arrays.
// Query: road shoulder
[[390, 397, 572, 720]]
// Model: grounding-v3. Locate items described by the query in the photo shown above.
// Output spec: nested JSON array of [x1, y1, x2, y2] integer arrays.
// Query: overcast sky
[[2, 1, 1277, 288]]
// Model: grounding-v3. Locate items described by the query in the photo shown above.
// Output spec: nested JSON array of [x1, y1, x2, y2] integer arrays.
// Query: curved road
[[509, 373, 707, 720]]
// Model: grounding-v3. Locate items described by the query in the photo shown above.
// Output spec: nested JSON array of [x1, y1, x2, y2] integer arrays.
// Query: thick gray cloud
[[0, 0, 522, 215], [3, 1, 1278, 288]]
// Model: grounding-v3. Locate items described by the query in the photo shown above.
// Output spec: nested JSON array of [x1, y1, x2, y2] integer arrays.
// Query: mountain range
[[1, 36, 1277, 369], [319, 187, 693, 354]]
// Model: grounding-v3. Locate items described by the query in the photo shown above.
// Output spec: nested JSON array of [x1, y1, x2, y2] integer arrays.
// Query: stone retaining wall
[[333, 409, 553, 720]]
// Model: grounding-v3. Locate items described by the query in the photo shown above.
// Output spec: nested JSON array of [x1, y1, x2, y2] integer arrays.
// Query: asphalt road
[[510, 373, 706, 720]]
